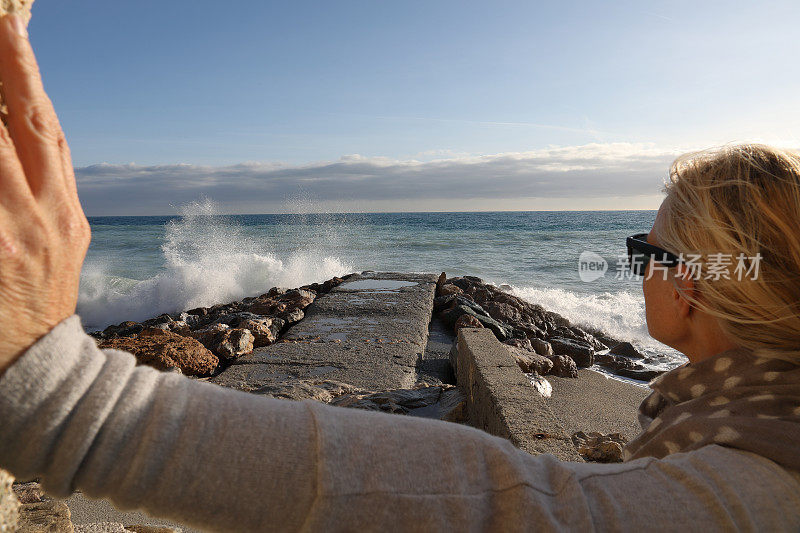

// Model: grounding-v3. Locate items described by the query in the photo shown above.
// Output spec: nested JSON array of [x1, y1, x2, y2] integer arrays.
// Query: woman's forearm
[[3, 316, 798, 532], [0, 316, 320, 531]]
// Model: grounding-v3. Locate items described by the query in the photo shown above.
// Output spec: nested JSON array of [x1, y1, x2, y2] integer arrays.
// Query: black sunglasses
[[626, 233, 682, 277]]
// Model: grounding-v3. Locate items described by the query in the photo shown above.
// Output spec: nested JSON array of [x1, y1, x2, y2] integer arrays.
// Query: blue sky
[[29, 0, 800, 214]]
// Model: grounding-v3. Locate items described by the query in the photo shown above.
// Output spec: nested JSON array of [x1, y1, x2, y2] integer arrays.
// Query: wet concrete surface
[[212, 272, 438, 391]]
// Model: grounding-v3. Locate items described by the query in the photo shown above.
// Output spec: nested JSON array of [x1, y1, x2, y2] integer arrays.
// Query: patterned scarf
[[623, 347, 800, 472]]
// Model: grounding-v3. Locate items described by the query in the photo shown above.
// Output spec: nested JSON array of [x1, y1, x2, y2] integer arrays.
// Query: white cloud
[[76, 142, 681, 215]]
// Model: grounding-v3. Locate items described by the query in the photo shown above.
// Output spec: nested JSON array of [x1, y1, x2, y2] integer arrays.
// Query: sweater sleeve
[[1, 316, 799, 533]]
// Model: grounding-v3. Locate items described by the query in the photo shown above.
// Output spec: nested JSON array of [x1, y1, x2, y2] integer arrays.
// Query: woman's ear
[[671, 264, 697, 318]]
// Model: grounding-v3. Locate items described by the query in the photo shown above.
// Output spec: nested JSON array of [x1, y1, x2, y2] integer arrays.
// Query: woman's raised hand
[[0, 15, 90, 375]]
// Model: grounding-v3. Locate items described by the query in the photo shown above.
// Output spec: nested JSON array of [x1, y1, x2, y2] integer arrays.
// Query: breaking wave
[[77, 200, 353, 330]]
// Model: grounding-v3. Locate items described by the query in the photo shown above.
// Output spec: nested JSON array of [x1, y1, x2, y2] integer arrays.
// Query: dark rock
[[440, 305, 513, 341], [548, 336, 595, 368], [515, 323, 547, 340], [464, 275, 484, 283], [435, 272, 447, 295], [613, 367, 664, 382], [550, 355, 579, 378], [609, 341, 645, 359], [142, 314, 174, 328], [211, 312, 262, 328], [594, 352, 664, 381], [100, 329, 219, 377], [449, 277, 478, 293], [186, 307, 209, 316], [101, 321, 142, 339], [568, 326, 607, 351], [451, 296, 489, 316]]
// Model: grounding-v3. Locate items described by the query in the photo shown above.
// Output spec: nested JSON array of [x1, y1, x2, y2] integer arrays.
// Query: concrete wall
[[452, 328, 582, 461]]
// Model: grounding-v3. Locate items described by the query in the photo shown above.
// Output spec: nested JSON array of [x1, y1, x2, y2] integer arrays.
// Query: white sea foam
[[510, 284, 685, 369], [78, 200, 353, 330]]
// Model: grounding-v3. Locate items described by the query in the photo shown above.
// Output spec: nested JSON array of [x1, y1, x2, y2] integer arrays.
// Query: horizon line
[[85, 207, 659, 218]]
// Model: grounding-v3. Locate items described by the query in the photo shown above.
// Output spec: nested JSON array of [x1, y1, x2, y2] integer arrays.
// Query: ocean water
[[79, 200, 685, 370]]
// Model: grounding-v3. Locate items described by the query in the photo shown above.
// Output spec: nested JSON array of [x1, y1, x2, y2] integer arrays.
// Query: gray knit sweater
[[1, 316, 799, 532]]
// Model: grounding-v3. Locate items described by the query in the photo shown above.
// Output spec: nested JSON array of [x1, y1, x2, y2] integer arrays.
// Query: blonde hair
[[659, 144, 800, 362]]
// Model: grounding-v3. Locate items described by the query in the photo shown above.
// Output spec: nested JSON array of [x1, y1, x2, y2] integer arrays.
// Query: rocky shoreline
[[90, 272, 665, 384], [2, 272, 661, 532]]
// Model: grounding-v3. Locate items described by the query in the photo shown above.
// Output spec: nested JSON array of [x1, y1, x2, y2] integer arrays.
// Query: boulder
[[503, 338, 532, 351], [454, 314, 483, 331], [447, 278, 473, 292], [613, 367, 664, 382], [485, 302, 522, 324], [100, 329, 219, 377], [550, 355, 578, 378], [435, 272, 447, 295], [101, 321, 142, 339], [238, 318, 279, 348], [0, 469, 18, 533], [12, 481, 43, 504], [246, 298, 288, 315], [506, 346, 553, 374], [515, 323, 547, 340], [189, 325, 254, 362], [211, 312, 263, 328], [529, 373, 553, 398], [282, 308, 305, 326], [609, 341, 645, 359], [529, 338, 554, 356], [441, 305, 513, 341], [301, 276, 345, 295], [594, 353, 664, 381], [572, 431, 627, 463], [18, 500, 74, 532], [141, 314, 174, 328], [277, 289, 316, 310], [548, 336, 595, 368], [438, 284, 463, 297]]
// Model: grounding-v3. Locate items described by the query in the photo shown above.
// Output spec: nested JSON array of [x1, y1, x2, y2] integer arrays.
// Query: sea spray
[[510, 285, 685, 370], [78, 199, 353, 330]]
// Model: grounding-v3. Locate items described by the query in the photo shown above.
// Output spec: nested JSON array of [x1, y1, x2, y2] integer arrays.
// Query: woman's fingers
[[0, 15, 66, 200], [0, 107, 32, 210]]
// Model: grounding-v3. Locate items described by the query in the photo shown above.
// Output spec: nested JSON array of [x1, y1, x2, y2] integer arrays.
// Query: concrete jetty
[[213, 272, 439, 391]]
